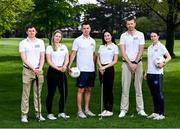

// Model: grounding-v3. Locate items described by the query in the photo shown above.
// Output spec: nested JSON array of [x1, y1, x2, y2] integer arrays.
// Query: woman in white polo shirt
[[46, 30, 69, 120], [97, 31, 119, 117], [144, 32, 171, 120]]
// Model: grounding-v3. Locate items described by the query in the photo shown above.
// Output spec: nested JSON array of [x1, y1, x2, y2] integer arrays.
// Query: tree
[[82, 0, 151, 37], [128, 0, 180, 57], [29, 0, 95, 41], [0, 0, 34, 36]]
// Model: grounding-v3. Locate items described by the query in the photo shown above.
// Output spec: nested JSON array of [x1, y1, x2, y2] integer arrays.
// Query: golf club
[[62, 72, 67, 120], [35, 75, 40, 122], [99, 73, 103, 120]]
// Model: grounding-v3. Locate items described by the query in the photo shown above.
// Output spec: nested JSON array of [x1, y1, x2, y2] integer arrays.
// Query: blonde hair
[[51, 30, 63, 51]]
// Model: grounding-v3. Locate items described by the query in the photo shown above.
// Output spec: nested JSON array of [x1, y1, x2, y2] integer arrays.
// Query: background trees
[[128, 0, 180, 57], [0, 0, 179, 57], [82, 0, 151, 37], [0, 0, 34, 36]]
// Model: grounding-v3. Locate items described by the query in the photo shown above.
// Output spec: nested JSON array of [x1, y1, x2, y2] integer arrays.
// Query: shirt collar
[[150, 41, 160, 48], [81, 34, 90, 39], [27, 37, 37, 42]]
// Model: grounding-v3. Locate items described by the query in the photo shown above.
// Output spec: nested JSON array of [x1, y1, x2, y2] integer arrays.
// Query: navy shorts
[[76, 72, 96, 88]]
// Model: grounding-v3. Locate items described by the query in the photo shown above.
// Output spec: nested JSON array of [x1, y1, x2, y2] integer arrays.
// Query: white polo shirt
[[19, 37, 45, 69], [147, 42, 168, 74], [120, 30, 145, 61], [72, 35, 96, 72], [46, 44, 68, 67], [98, 43, 119, 64]]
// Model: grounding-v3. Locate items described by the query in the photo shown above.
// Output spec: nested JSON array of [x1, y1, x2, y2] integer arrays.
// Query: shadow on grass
[[0, 56, 21, 62]]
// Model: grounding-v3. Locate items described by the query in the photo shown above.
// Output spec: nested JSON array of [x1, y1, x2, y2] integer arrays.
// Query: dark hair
[[81, 21, 90, 27], [151, 31, 159, 36], [102, 30, 116, 45], [25, 25, 36, 31], [125, 16, 136, 23]]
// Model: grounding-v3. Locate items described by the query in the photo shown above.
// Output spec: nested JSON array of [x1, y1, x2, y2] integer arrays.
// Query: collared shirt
[[147, 42, 168, 74], [98, 43, 119, 64], [46, 44, 68, 67], [19, 37, 45, 68], [72, 35, 96, 72], [120, 30, 145, 61]]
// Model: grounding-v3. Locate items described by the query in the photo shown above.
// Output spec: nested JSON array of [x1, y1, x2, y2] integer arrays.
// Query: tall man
[[119, 16, 147, 118], [68, 22, 96, 118], [19, 25, 45, 122]]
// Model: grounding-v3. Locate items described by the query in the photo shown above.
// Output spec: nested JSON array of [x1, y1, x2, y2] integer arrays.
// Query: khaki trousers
[[120, 62, 144, 112], [21, 67, 44, 115]]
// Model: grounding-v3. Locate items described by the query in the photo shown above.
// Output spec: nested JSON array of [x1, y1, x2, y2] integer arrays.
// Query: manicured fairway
[[0, 38, 179, 128]]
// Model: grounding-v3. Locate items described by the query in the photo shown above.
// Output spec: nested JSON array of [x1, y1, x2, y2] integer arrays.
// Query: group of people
[[19, 16, 171, 123]]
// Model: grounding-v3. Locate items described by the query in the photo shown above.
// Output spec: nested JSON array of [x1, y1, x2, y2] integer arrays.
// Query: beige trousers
[[120, 62, 144, 112], [21, 68, 44, 115]]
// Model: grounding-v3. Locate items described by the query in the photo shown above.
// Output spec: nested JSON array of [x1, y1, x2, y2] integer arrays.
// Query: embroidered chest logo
[[133, 37, 138, 40], [90, 43, 94, 47], [107, 47, 112, 51], [35, 44, 40, 48], [60, 48, 64, 51], [154, 49, 158, 52]]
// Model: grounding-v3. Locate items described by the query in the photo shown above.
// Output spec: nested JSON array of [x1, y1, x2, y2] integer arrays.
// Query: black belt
[[23, 65, 31, 70], [123, 59, 141, 64], [23, 66, 39, 70]]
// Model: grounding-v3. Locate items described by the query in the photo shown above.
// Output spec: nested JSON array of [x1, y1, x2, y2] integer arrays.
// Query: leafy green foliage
[[127, 0, 180, 57], [0, 0, 34, 35], [30, 0, 96, 41]]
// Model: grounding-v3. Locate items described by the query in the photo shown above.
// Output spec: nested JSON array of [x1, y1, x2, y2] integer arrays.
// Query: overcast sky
[[78, 0, 97, 4]]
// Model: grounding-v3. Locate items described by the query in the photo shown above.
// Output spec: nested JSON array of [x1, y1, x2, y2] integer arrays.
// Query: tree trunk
[[166, 0, 177, 57], [165, 23, 175, 58]]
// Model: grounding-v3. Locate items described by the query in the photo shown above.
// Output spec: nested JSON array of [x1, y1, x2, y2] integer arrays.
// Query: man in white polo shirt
[[68, 22, 96, 118], [19, 25, 45, 122], [118, 16, 147, 118]]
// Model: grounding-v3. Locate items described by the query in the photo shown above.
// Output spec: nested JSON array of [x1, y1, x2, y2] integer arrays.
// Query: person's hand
[[129, 63, 137, 73], [156, 62, 165, 69], [61, 65, 67, 72], [144, 73, 147, 80], [99, 66, 105, 75], [68, 67, 72, 74], [34, 68, 41, 75]]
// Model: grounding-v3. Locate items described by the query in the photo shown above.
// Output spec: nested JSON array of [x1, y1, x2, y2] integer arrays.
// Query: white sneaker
[[85, 110, 96, 116], [118, 110, 126, 118], [21, 115, 28, 123], [36, 114, 46, 121], [77, 111, 87, 118], [58, 113, 70, 119], [98, 110, 107, 116], [147, 113, 158, 119], [153, 114, 165, 120], [47, 114, 57, 120], [102, 111, 113, 117], [138, 110, 148, 116]]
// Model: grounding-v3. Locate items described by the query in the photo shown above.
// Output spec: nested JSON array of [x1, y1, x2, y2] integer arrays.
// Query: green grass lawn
[[0, 38, 180, 128]]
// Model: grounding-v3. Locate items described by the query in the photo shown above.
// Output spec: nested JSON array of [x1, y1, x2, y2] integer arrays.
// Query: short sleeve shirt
[[46, 44, 68, 67], [147, 42, 168, 74], [72, 35, 96, 72], [120, 30, 145, 61], [98, 43, 119, 64], [19, 37, 45, 68]]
